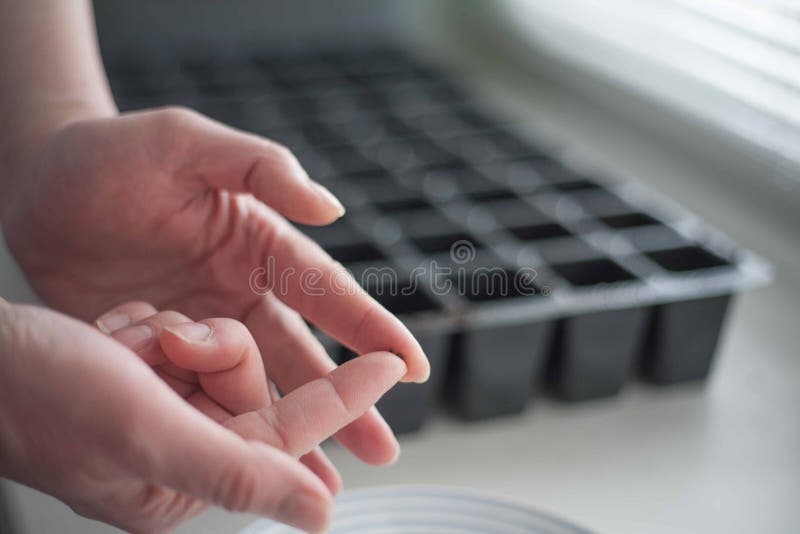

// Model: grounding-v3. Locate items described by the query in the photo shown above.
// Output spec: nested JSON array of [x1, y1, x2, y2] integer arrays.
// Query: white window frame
[[498, 0, 800, 178]]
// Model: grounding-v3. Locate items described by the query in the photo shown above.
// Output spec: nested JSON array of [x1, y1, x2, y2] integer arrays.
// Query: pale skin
[[0, 1, 430, 532], [0, 298, 406, 533]]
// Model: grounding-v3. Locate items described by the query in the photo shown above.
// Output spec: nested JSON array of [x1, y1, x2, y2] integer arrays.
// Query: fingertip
[[245, 443, 333, 532], [356, 309, 429, 384], [376, 350, 408, 371], [248, 146, 345, 227], [111, 323, 156, 353], [406, 356, 431, 384], [386, 442, 401, 466], [322, 470, 343, 497], [371, 424, 401, 466], [280, 483, 334, 534], [286, 203, 345, 227], [396, 343, 430, 384], [311, 182, 346, 219], [306, 496, 334, 534], [301, 448, 343, 496], [95, 301, 159, 334], [281, 494, 333, 534], [356, 351, 408, 384], [330, 474, 344, 496], [334, 406, 401, 466], [95, 318, 113, 335]]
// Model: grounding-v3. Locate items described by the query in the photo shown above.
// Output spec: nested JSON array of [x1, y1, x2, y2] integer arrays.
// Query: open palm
[[1, 107, 429, 465]]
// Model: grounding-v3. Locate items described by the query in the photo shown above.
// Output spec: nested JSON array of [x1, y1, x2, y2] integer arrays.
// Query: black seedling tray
[[109, 47, 770, 432]]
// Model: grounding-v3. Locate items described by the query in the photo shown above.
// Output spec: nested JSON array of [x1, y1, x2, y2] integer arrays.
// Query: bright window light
[[500, 0, 800, 172]]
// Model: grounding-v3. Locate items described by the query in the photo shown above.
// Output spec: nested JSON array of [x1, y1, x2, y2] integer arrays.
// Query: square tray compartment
[[642, 295, 733, 384], [448, 320, 554, 420], [446, 268, 552, 419], [109, 46, 770, 434], [548, 307, 651, 401], [552, 258, 637, 287]]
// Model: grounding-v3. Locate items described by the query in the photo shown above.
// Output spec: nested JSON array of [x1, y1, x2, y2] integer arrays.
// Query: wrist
[[2, 94, 116, 167], [0, 95, 117, 212]]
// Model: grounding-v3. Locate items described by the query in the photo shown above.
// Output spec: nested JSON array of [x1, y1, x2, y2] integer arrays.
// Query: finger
[[267, 379, 280, 404], [186, 390, 234, 423], [225, 352, 406, 459], [253, 381, 341, 494], [301, 447, 343, 496], [94, 301, 158, 334], [153, 106, 344, 225], [248, 295, 400, 465], [153, 367, 197, 398], [250, 213, 430, 383], [109, 310, 192, 366], [113, 311, 270, 423], [160, 318, 269, 414], [144, 408, 333, 533], [88, 329, 333, 533]]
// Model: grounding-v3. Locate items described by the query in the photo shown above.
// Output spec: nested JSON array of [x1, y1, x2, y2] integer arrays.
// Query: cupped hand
[[0, 298, 406, 533], [0, 107, 429, 466], [96, 300, 347, 495]]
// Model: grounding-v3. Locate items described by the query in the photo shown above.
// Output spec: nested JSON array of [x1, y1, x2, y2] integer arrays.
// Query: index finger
[[256, 211, 430, 383], [225, 352, 406, 458]]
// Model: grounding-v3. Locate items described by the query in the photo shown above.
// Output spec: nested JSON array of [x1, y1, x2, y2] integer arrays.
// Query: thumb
[[150, 106, 345, 225], [139, 385, 333, 532]]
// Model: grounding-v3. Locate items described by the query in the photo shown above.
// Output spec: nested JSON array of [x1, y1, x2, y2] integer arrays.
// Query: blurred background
[[1, 1, 799, 532]]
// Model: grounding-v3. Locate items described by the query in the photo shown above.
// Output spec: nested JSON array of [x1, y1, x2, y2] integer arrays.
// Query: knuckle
[[263, 141, 303, 174], [129, 485, 184, 529], [154, 105, 198, 129], [321, 374, 355, 421], [257, 408, 293, 454], [258, 214, 288, 259], [148, 106, 200, 162], [265, 140, 294, 162], [351, 304, 380, 354], [215, 461, 260, 512]]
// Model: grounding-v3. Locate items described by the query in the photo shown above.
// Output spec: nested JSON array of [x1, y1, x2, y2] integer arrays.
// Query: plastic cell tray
[[109, 48, 771, 433]]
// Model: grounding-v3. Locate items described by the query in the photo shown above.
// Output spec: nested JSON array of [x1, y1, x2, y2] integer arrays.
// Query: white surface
[[2, 40, 799, 534]]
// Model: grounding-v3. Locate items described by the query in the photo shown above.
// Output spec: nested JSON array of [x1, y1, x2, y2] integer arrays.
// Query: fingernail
[[312, 182, 345, 217], [163, 322, 213, 343], [96, 312, 131, 334], [114, 324, 154, 351], [277, 491, 331, 534]]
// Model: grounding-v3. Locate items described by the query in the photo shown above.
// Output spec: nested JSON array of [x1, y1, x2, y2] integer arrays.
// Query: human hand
[[95, 300, 353, 496], [0, 107, 429, 466], [0, 298, 406, 533]]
